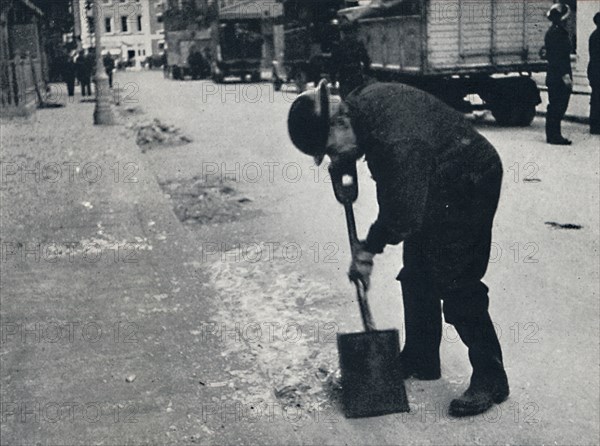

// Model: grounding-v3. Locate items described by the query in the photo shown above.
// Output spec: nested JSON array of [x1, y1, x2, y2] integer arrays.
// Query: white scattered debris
[[206, 242, 342, 411], [206, 381, 228, 388]]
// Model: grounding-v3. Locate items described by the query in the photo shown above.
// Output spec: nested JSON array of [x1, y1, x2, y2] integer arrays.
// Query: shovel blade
[[337, 329, 410, 418]]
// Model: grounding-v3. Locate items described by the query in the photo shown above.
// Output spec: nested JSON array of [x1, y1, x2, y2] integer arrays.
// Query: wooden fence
[[1, 53, 45, 115]]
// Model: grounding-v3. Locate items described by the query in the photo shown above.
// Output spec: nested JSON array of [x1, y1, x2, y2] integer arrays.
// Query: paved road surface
[[1, 71, 598, 444]]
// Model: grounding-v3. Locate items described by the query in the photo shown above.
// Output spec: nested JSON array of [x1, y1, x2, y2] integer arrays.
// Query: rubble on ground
[[159, 176, 258, 225], [133, 119, 192, 152]]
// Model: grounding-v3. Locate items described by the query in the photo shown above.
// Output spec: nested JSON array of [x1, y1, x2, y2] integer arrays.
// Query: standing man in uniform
[[288, 81, 509, 417], [588, 12, 600, 135], [544, 3, 573, 145], [330, 20, 371, 98]]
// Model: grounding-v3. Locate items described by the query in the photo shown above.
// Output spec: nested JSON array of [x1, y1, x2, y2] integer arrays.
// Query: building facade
[[573, 0, 600, 91], [77, 0, 165, 63]]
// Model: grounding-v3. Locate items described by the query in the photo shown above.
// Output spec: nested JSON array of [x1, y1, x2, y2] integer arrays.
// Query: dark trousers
[[65, 78, 75, 97], [546, 81, 571, 140], [80, 78, 92, 96], [107, 71, 113, 88], [398, 150, 504, 377], [590, 86, 599, 133]]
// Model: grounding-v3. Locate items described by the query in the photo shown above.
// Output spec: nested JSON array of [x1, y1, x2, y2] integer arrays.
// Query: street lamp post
[[93, 0, 115, 125]]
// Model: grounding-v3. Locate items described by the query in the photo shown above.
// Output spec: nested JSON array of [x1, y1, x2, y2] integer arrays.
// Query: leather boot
[[400, 278, 442, 380], [449, 313, 509, 417]]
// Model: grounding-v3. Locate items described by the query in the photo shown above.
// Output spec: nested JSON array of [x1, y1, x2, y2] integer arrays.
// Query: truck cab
[[272, 0, 357, 91], [213, 18, 263, 82]]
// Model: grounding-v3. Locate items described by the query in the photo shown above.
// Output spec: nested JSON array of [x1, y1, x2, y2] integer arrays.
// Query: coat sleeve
[[364, 138, 434, 253]]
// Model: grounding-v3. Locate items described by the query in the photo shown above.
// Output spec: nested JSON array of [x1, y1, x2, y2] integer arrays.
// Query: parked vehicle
[[272, 0, 356, 91], [165, 29, 213, 80], [337, 0, 550, 126], [212, 18, 263, 82]]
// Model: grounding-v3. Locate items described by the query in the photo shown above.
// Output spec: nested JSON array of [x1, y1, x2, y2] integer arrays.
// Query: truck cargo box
[[342, 0, 551, 76]]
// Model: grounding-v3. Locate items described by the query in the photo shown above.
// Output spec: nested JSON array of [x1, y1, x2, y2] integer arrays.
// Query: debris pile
[[133, 119, 192, 151], [159, 176, 257, 225], [122, 106, 144, 115], [206, 243, 345, 413]]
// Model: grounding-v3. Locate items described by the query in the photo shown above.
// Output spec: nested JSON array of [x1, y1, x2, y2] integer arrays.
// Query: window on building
[[158, 42, 165, 50], [121, 16, 128, 32], [105, 17, 112, 33], [137, 15, 142, 32]]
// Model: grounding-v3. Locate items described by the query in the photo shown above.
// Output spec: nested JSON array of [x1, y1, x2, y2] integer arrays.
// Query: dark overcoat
[[345, 83, 502, 267]]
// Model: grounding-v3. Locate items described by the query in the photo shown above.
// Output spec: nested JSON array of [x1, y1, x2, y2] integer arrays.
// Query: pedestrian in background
[[588, 12, 600, 135], [103, 53, 115, 88], [544, 3, 573, 145], [162, 51, 169, 78], [62, 51, 77, 98], [188, 49, 208, 80], [76, 50, 92, 97]]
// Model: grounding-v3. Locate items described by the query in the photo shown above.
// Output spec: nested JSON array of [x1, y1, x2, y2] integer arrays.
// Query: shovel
[[330, 162, 410, 418]]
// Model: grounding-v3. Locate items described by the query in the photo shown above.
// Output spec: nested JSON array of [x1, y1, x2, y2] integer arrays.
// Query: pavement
[[0, 93, 300, 444], [1, 72, 599, 445]]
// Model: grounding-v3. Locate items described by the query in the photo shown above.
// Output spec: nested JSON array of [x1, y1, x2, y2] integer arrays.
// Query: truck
[[212, 17, 264, 82], [272, 0, 357, 92], [337, 0, 551, 126], [165, 29, 213, 80]]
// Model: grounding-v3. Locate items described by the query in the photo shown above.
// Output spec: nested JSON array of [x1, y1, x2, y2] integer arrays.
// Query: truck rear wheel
[[491, 101, 537, 127], [212, 72, 224, 83], [481, 77, 541, 127], [172, 65, 182, 80]]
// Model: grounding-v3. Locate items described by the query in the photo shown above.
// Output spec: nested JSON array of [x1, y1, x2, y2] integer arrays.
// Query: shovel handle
[[354, 278, 376, 332], [344, 203, 376, 332], [344, 202, 359, 253], [331, 165, 377, 332]]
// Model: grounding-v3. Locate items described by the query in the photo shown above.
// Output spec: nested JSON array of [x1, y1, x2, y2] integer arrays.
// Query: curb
[[535, 110, 590, 125], [536, 85, 591, 124]]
